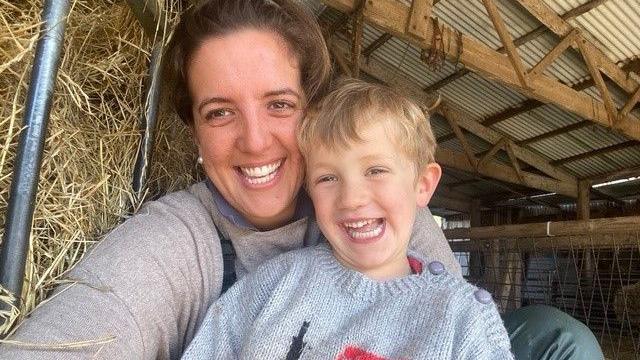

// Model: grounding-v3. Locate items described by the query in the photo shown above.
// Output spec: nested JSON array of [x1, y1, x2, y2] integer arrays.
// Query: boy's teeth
[[344, 219, 375, 228], [347, 222, 383, 239], [240, 160, 282, 178]]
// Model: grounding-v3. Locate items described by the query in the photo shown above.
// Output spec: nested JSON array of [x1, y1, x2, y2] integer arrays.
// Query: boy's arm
[[409, 206, 462, 276], [453, 295, 514, 360]]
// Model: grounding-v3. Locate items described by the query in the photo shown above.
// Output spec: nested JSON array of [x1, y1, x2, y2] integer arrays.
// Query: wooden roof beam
[[438, 104, 576, 183], [321, 0, 640, 140], [436, 146, 577, 196], [516, 0, 638, 96], [483, 0, 529, 88], [421, 0, 605, 93], [441, 76, 596, 145], [519, 122, 591, 146], [550, 140, 639, 166], [362, 33, 393, 57]]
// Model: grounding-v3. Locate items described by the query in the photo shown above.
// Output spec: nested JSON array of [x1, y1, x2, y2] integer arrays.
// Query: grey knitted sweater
[[0, 182, 461, 359], [182, 244, 512, 360]]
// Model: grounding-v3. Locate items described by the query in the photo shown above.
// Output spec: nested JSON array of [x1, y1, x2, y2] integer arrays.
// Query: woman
[[0, 1, 601, 359]]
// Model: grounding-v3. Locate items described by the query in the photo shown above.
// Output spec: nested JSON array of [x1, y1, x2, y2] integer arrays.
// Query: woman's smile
[[236, 159, 284, 187]]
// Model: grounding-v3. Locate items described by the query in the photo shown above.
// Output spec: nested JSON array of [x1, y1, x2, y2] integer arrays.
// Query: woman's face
[[188, 29, 306, 230]]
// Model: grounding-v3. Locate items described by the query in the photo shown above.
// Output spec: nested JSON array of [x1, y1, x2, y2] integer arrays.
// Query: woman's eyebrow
[[197, 97, 230, 113], [263, 88, 301, 99]]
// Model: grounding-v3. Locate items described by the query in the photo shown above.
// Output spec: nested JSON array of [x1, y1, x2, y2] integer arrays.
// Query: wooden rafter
[[350, 0, 366, 77], [505, 140, 525, 185], [515, 0, 638, 96], [443, 115, 477, 168], [441, 76, 598, 145], [483, 0, 528, 87], [438, 104, 576, 183], [362, 33, 392, 57], [438, 148, 577, 196], [519, 122, 591, 146], [424, 69, 469, 92], [407, 0, 433, 40], [477, 137, 508, 171], [529, 29, 579, 77], [621, 85, 640, 117], [437, 99, 542, 144], [576, 37, 618, 125], [423, 0, 606, 93], [482, 99, 542, 127], [321, 0, 640, 140], [550, 140, 639, 166]]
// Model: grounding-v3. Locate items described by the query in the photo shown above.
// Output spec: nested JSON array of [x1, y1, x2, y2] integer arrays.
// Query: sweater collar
[[205, 178, 314, 230], [312, 243, 454, 301]]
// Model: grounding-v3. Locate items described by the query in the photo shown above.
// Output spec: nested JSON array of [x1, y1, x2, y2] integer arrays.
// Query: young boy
[[181, 79, 513, 359]]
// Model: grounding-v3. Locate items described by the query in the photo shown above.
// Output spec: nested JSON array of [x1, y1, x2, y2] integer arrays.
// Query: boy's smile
[[306, 120, 438, 281]]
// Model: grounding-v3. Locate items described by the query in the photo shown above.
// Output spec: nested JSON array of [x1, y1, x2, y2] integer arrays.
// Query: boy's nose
[[339, 180, 369, 210]]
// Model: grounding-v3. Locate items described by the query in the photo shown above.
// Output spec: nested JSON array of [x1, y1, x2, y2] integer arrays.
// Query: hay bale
[[0, 0, 193, 335]]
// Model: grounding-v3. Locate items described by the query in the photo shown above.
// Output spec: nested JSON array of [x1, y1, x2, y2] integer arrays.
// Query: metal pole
[[125, 0, 164, 38], [132, 43, 163, 198], [0, 0, 71, 309]]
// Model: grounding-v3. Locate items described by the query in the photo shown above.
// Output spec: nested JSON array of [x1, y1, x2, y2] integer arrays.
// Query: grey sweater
[[0, 182, 460, 359], [182, 244, 512, 360]]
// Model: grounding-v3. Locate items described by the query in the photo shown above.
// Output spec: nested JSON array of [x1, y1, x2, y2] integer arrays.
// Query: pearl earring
[[197, 155, 203, 165]]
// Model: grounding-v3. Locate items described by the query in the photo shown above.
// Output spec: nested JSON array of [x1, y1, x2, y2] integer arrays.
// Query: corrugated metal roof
[[310, 0, 640, 202], [545, 0, 640, 62]]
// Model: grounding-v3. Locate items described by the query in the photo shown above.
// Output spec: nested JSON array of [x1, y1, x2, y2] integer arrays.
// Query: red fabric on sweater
[[336, 345, 388, 360], [408, 256, 423, 274]]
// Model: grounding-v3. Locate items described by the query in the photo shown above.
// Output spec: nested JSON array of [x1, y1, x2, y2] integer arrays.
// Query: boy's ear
[[415, 162, 442, 208]]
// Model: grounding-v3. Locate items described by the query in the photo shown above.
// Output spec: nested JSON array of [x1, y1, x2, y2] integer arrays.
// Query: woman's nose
[[237, 109, 273, 154]]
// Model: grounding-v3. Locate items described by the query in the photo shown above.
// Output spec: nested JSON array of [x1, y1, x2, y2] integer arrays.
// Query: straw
[[0, 0, 194, 335]]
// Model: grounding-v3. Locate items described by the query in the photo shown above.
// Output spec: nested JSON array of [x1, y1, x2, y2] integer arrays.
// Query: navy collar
[[205, 179, 314, 230]]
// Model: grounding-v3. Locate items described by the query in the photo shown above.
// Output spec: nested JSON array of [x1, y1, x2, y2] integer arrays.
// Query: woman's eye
[[268, 101, 296, 116], [316, 174, 337, 184], [203, 108, 234, 125]]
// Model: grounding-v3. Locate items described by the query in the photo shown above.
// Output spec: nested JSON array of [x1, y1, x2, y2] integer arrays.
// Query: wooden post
[[578, 180, 593, 283], [469, 199, 482, 280]]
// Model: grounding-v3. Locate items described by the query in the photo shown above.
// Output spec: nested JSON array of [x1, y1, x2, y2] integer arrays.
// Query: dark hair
[[165, 0, 332, 126]]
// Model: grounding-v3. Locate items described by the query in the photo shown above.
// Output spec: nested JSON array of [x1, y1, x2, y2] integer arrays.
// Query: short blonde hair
[[297, 78, 437, 171]]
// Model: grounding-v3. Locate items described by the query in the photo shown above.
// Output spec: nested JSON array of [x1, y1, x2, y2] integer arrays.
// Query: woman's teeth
[[343, 219, 383, 239], [240, 160, 282, 184]]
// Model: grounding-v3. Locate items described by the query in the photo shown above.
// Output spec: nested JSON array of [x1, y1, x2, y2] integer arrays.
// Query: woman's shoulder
[[140, 181, 212, 213]]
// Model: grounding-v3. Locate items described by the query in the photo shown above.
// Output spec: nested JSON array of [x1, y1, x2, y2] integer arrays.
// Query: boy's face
[[306, 120, 440, 280]]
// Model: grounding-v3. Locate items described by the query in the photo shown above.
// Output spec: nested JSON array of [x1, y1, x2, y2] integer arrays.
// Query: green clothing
[[504, 305, 604, 360]]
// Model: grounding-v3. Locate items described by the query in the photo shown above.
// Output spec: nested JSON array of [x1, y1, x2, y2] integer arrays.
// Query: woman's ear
[[415, 162, 442, 208]]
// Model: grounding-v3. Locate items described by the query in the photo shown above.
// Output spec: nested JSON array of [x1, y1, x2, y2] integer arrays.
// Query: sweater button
[[474, 289, 493, 304], [427, 261, 445, 275]]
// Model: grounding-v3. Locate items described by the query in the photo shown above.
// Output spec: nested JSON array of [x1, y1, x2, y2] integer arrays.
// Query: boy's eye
[[366, 167, 388, 176]]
